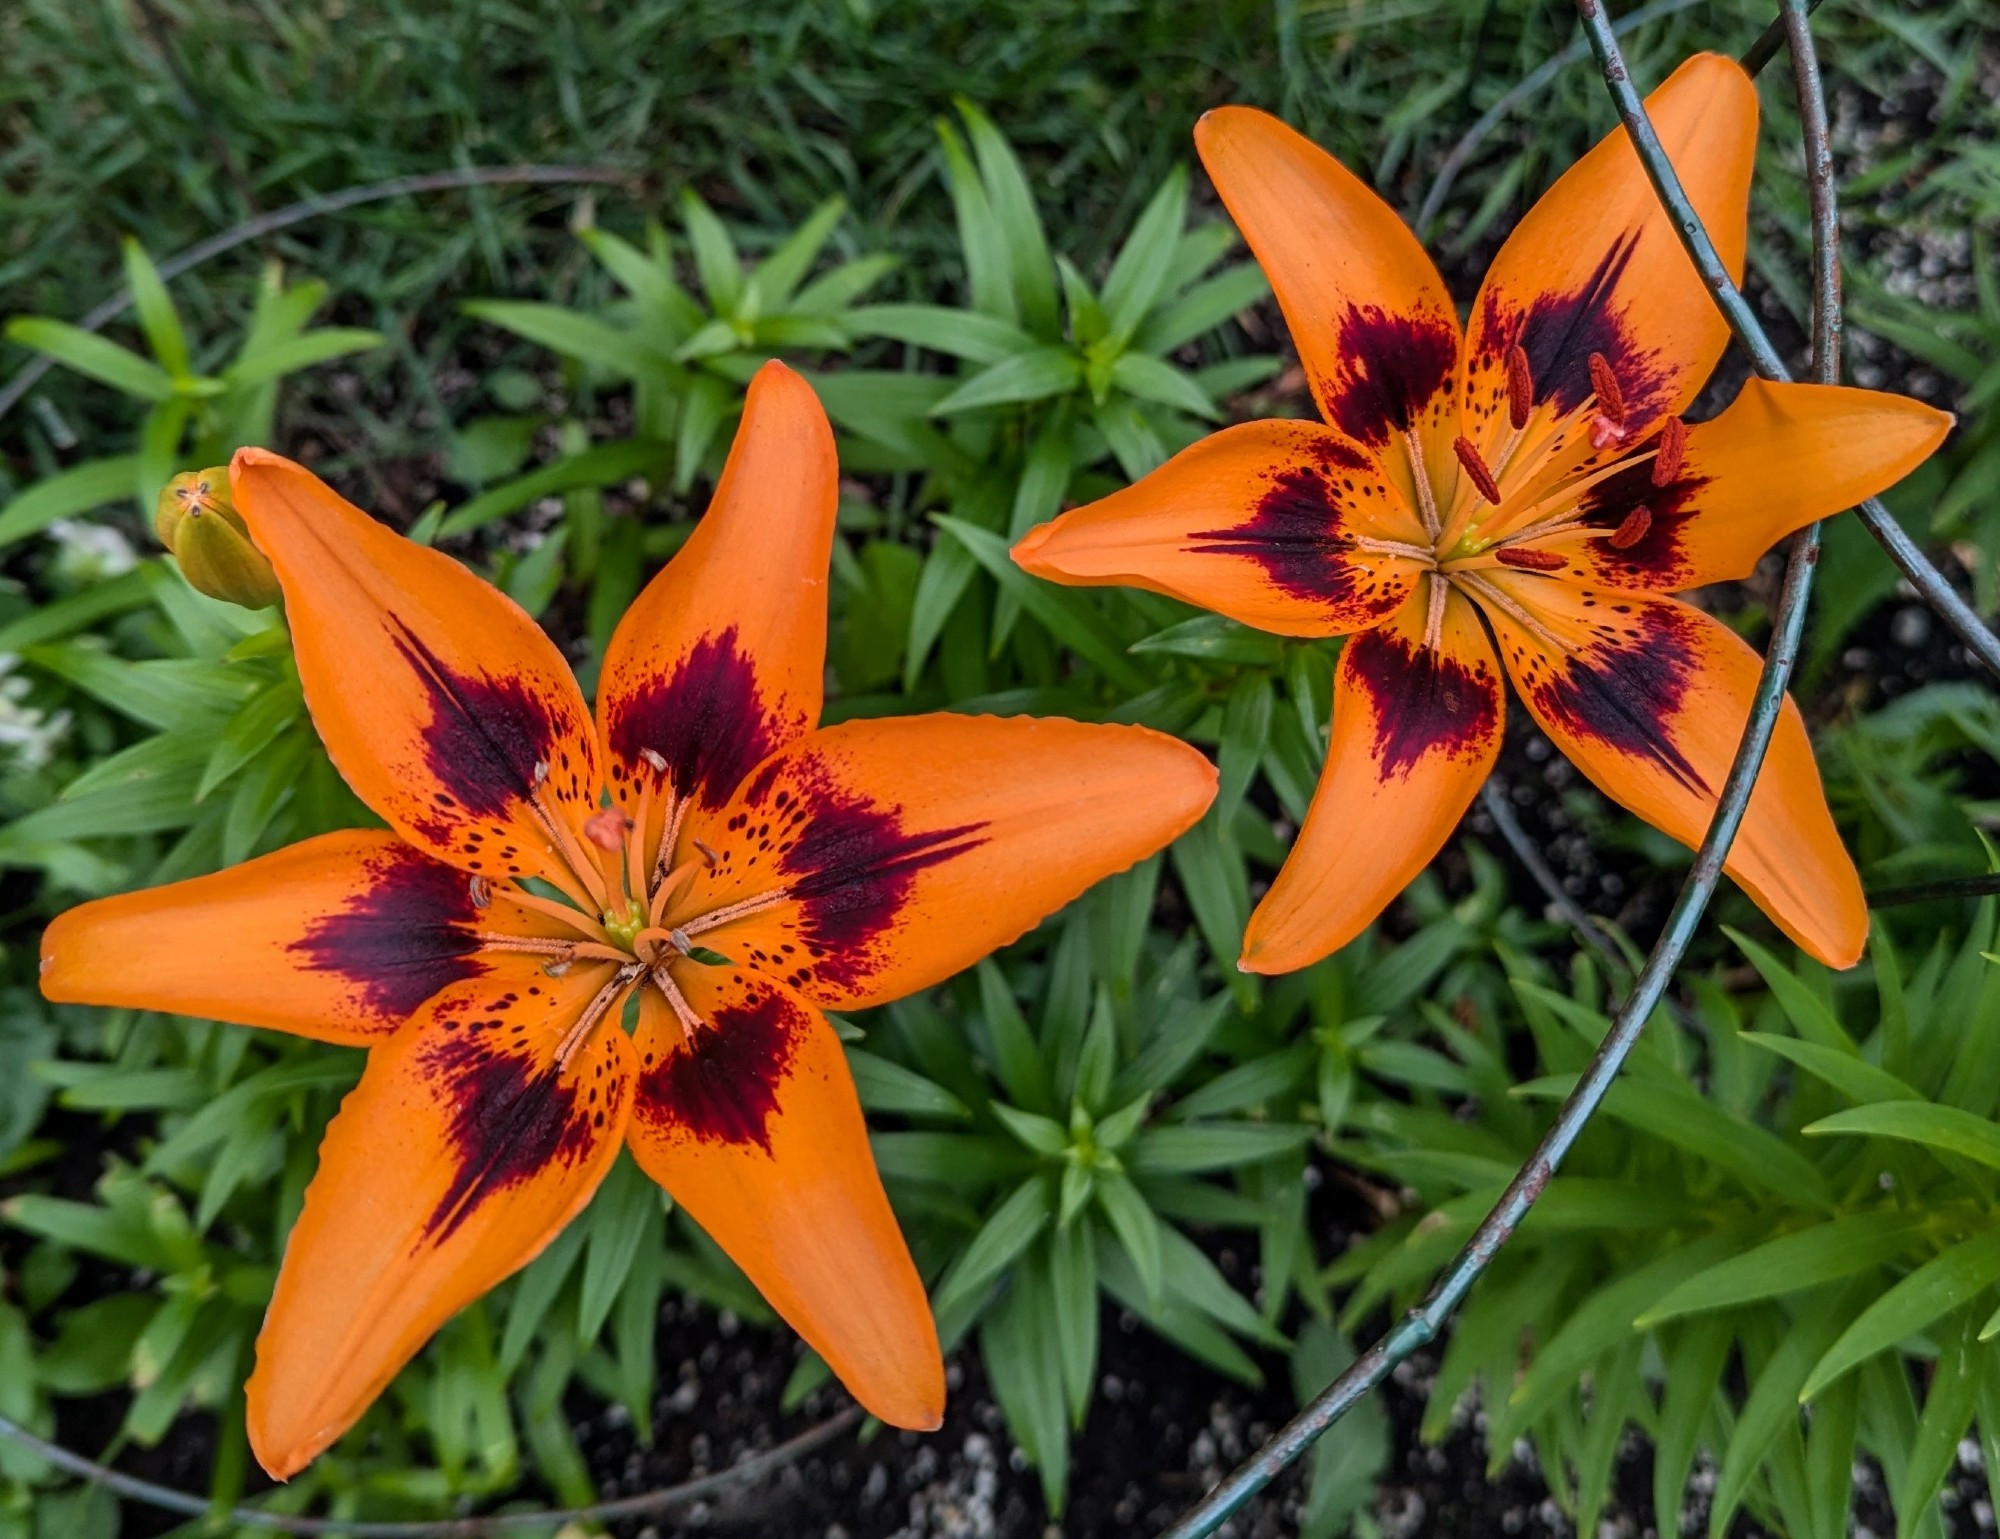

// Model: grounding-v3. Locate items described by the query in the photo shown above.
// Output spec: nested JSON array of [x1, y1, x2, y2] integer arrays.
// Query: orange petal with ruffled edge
[[1473, 571, 1865, 967], [626, 970, 941, 1429], [1012, 419, 1427, 638], [39, 830, 573, 1045], [1459, 54, 1757, 473], [1242, 584, 1502, 973], [1511, 379, 1954, 590], [597, 362, 837, 861], [246, 961, 636, 1478], [668, 715, 1215, 1011], [229, 449, 600, 892], [1195, 106, 1462, 493]]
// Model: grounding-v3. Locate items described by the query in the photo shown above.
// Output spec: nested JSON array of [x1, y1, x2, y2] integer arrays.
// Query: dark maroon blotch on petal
[[1322, 305, 1459, 447], [638, 981, 802, 1150], [1576, 452, 1710, 586], [1528, 602, 1708, 794], [1480, 235, 1673, 424], [389, 619, 569, 821], [605, 627, 786, 809], [420, 1019, 606, 1242], [742, 754, 986, 995], [1344, 625, 1499, 778], [1188, 439, 1388, 611], [289, 845, 484, 1020]]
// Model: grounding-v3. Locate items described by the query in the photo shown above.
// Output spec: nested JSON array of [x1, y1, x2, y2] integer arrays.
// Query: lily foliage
[[0, 53, 1996, 1539]]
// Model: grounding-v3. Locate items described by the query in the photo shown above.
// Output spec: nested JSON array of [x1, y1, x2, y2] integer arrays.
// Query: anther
[[1495, 546, 1570, 572], [1452, 436, 1504, 506], [1607, 505, 1653, 549], [583, 809, 630, 852], [1651, 417, 1687, 486], [532, 759, 550, 787], [1506, 345, 1533, 430], [694, 839, 720, 868], [639, 747, 669, 773], [468, 874, 491, 910], [1587, 353, 1626, 423], [669, 927, 694, 955]]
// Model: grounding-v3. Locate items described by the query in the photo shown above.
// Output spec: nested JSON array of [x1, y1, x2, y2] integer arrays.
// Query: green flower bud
[[155, 468, 281, 610]]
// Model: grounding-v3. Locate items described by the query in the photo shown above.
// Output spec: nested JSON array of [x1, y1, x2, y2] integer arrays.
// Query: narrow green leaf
[[0, 457, 142, 550], [1096, 1173, 1163, 1307], [752, 196, 847, 310], [1109, 351, 1219, 419], [679, 189, 744, 313], [930, 346, 1081, 415], [847, 1050, 971, 1120], [1101, 167, 1189, 341], [222, 328, 382, 390], [1805, 1101, 2000, 1171], [1802, 1232, 2000, 1400], [6, 318, 175, 400], [956, 100, 1058, 334], [847, 303, 1036, 364], [1638, 1210, 1927, 1326], [121, 238, 191, 379]]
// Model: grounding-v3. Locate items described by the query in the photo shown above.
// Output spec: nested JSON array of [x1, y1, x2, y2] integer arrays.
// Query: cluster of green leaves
[[0, 243, 380, 553], [1335, 906, 2000, 1538]]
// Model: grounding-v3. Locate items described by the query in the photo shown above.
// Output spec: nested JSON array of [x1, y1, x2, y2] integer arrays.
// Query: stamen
[[1587, 353, 1626, 423], [639, 747, 669, 774], [649, 966, 705, 1037], [678, 888, 789, 939], [1651, 418, 1687, 486], [1506, 345, 1534, 429], [1421, 573, 1447, 654], [500, 885, 617, 945], [526, 787, 613, 912], [1401, 427, 1442, 541], [1350, 534, 1438, 566], [627, 774, 657, 923], [693, 840, 720, 868], [468, 875, 491, 910], [1455, 571, 1570, 653], [1607, 505, 1653, 549], [649, 854, 702, 927], [472, 933, 577, 957], [1494, 546, 1569, 572], [554, 961, 645, 1067], [1452, 435, 1503, 506]]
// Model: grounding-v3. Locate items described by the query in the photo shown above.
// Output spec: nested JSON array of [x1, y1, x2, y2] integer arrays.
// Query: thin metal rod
[[1573, 0, 2000, 679], [1159, 7, 1844, 1533], [1869, 874, 2000, 909], [0, 164, 635, 427], [1477, 779, 1626, 971], [0, 1406, 859, 1536], [1415, 0, 1704, 237]]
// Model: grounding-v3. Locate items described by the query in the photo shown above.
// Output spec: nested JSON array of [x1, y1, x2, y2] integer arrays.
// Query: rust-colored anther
[[1607, 505, 1654, 549], [1587, 352, 1627, 423], [693, 838, 721, 868], [583, 809, 631, 852], [1495, 546, 1569, 572], [1452, 435, 1504, 505], [1505, 345, 1533, 429], [1651, 417, 1687, 486]]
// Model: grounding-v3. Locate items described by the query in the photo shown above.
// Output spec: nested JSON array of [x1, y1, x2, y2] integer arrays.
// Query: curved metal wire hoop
[[1159, 2, 1962, 1532]]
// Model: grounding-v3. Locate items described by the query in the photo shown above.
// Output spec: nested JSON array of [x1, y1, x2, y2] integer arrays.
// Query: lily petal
[[247, 962, 636, 1478], [1520, 379, 1954, 589], [1462, 54, 1757, 456], [1242, 584, 1502, 973], [39, 831, 570, 1045], [229, 449, 600, 888], [598, 362, 836, 857], [1012, 419, 1428, 638], [1195, 107, 1462, 464], [1475, 571, 1865, 966], [626, 970, 941, 1430], [675, 715, 1216, 1010]]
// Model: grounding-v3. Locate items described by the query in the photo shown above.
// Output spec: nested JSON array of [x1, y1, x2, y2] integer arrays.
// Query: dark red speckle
[[289, 845, 484, 1021], [1321, 304, 1459, 448], [389, 618, 570, 822], [638, 981, 802, 1150], [1526, 601, 1708, 794], [605, 627, 787, 809], [1343, 625, 1499, 778], [419, 1025, 609, 1242]]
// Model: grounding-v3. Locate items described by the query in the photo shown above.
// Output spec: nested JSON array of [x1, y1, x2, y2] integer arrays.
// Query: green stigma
[[602, 906, 646, 952]]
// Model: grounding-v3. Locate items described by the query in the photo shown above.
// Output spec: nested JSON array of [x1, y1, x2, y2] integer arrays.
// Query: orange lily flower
[[40, 362, 1216, 1478], [1013, 54, 1950, 975]]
